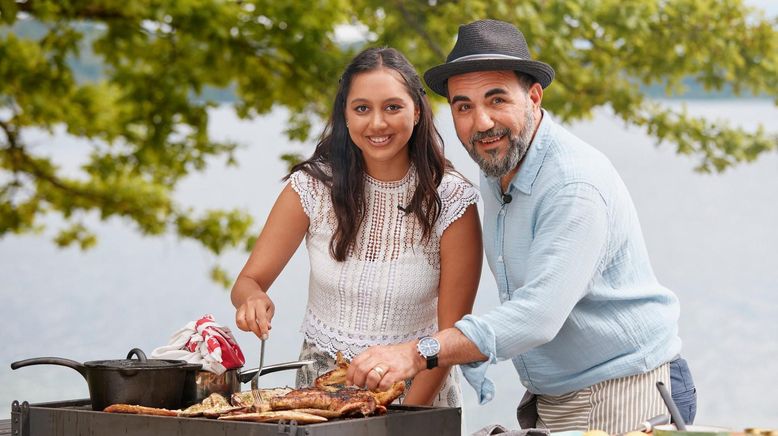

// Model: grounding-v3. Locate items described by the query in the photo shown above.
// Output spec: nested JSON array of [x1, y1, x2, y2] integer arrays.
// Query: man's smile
[[477, 134, 506, 151]]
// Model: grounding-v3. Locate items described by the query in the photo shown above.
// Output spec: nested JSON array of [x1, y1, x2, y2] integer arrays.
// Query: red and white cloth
[[151, 314, 245, 374]]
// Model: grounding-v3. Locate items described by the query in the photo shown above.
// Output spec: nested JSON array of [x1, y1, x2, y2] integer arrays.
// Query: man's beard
[[464, 104, 535, 178]]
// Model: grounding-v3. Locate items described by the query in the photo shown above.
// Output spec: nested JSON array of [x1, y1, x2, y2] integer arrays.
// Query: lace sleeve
[[289, 170, 321, 218], [436, 172, 480, 236]]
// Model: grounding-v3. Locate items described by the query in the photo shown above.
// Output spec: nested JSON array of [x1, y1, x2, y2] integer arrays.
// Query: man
[[347, 19, 697, 433]]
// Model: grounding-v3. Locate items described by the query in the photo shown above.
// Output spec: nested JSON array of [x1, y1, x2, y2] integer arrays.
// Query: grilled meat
[[102, 353, 405, 425], [231, 387, 293, 411], [270, 388, 332, 410], [371, 380, 405, 406], [270, 386, 377, 416], [281, 350, 406, 416], [172, 353, 405, 423], [314, 352, 349, 392]]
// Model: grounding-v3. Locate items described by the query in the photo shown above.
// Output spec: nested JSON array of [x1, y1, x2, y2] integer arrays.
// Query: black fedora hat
[[424, 19, 555, 97]]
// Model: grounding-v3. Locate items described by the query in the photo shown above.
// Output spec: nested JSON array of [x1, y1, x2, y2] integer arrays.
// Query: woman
[[230, 47, 482, 408]]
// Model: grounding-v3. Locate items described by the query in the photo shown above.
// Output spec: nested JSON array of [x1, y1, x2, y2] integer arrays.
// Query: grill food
[[313, 352, 350, 392], [179, 393, 244, 417], [270, 387, 378, 416], [103, 352, 405, 424], [231, 387, 292, 410], [218, 410, 328, 424], [103, 404, 179, 416]]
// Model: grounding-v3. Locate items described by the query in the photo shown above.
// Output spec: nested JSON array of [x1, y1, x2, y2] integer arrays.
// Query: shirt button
[[497, 255, 503, 262], [485, 393, 493, 401], [521, 380, 529, 387], [499, 209, 505, 215]]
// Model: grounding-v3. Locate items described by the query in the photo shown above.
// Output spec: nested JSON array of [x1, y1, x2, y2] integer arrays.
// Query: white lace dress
[[289, 165, 479, 408]]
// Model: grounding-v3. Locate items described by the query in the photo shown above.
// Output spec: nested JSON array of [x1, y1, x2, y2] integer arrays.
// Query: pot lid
[[84, 348, 187, 370]]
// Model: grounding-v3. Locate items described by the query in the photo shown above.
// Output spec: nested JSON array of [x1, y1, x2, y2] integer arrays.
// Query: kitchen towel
[[151, 314, 245, 374]]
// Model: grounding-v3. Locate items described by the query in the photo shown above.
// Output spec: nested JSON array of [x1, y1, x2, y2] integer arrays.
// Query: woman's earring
[[346, 121, 349, 128], [414, 118, 419, 126]]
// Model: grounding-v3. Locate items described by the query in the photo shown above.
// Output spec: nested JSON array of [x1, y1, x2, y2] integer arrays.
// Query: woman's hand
[[235, 291, 275, 339], [229, 183, 309, 339]]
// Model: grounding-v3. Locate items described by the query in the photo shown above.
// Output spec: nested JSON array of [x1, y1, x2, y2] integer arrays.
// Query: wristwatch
[[416, 336, 440, 370]]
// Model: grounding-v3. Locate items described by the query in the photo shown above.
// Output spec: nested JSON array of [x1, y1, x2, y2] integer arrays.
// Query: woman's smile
[[367, 134, 393, 146]]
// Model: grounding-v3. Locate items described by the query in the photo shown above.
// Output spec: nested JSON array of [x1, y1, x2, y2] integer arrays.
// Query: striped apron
[[518, 363, 671, 435]]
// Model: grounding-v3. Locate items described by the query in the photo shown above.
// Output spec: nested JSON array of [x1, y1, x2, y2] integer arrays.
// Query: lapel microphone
[[502, 193, 513, 204], [397, 204, 408, 213]]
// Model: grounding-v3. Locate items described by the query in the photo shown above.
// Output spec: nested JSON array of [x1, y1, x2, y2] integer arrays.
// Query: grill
[[11, 398, 461, 436]]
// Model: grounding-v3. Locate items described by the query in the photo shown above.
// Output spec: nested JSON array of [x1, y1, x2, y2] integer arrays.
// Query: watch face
[[418, 337, 440, 357]]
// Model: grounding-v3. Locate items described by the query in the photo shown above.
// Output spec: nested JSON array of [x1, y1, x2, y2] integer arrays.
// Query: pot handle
[[10, 357, 88, 379], [238, 359, 316, 383], [126, 348, 147, 362]]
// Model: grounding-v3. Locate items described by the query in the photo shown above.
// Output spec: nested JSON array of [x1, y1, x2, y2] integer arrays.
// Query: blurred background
[[1, 1, 776, 433]]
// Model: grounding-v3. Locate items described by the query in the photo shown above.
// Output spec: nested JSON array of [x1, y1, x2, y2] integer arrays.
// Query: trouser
[[669, 356, 697, 424], [517, 356, 697, 430]]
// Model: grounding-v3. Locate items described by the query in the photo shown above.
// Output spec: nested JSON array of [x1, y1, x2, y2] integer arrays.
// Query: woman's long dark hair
[[287, 47, 449, 261]]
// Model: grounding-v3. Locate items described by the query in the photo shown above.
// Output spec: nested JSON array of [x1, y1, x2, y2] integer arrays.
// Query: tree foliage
[[1, 0, 776, 284]]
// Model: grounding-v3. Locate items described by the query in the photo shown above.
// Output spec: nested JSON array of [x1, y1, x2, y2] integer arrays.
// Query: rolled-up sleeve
[[456, 181, 609, 401], [455, 316, 498, 404]]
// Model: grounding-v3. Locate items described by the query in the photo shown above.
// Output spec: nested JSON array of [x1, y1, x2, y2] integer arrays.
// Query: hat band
[[450, 53, 526, 63]]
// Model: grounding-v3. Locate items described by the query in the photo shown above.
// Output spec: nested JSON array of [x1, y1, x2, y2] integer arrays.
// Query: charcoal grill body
[[11, 399, 461, 436]]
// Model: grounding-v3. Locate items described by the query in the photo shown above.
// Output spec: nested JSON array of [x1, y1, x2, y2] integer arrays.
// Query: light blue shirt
[[455, 111, 682, 403]]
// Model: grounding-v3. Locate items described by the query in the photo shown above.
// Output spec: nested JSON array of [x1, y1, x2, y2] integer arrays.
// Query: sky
[[747, 0, 777, 16]]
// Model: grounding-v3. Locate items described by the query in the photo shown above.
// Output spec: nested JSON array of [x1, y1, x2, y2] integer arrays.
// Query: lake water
[[1, 100, 776, 433]]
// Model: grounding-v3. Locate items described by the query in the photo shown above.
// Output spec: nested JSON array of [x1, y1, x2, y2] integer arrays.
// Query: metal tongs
[[250, 338, 266, 404]]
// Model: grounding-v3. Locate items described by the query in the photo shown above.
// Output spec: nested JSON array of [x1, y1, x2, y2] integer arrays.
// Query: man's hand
[[347, 341, 425, 391]]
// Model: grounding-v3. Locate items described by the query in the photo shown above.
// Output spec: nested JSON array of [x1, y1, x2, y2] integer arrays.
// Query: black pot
[[11, 348, 200, 411]]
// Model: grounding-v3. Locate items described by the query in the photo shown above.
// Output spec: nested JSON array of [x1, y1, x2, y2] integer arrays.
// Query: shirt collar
[[485, 109, 554, 198]]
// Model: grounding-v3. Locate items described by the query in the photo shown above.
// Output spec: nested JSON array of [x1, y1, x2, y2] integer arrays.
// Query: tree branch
[[0, 119, 16, 149], [2, 135, 103, 203], [391, 1, 446, 60]]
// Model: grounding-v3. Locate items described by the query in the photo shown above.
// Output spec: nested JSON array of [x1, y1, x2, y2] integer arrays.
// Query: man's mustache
[[470, 127, 511, 146]]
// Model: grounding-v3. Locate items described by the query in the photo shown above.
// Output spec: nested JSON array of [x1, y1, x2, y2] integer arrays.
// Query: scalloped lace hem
[[300, 313, 437, 360], [438, 194, 478, 233], [437, 180, 480, 235], [289, 171, 313, 218]]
